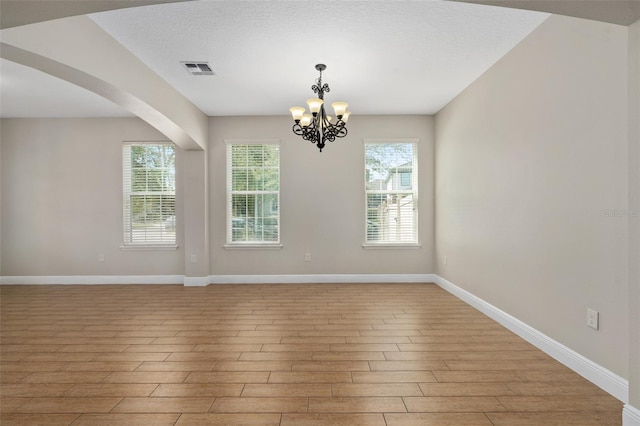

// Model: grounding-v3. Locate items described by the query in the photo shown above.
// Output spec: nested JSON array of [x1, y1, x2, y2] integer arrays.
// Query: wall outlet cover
[[587, 308, 599, 330]]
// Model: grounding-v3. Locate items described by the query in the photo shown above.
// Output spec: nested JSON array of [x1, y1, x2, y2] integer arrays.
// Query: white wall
[[209, 115, 435, 276], [435, 14, 629, 377]]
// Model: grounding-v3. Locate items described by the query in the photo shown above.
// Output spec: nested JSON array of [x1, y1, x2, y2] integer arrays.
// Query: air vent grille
[[181, 61, 215, 76]]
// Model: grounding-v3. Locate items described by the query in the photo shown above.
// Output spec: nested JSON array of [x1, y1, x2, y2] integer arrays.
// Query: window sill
[[362, 243, 422, 250], [120, 245, 179, 251], [224, 244, 283, 250]]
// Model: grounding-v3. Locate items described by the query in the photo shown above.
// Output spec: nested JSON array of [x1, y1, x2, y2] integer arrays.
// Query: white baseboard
[[433, 274, 629, 403], [184, 276, 209, 287], [624, 404, 640, 426], [1, 274, 435, 286], [0, 275, 184, 285], [209, 274, 436, 284]]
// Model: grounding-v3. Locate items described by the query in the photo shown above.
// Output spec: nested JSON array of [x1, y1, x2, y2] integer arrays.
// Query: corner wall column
[[626, 18, 640, 426], [183, 149, 209, 286]]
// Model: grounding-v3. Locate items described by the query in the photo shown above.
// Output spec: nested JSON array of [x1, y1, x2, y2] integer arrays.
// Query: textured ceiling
[[1, 0, 551, 117], [89, 0, 548, 116]]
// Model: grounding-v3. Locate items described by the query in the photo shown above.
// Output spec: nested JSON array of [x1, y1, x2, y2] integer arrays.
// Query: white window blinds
[[122, 143, 176, 246], [227, 142, 280, 244], [364, 140, 418, 244]]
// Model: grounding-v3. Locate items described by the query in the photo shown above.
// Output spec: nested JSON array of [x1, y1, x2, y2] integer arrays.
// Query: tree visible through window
[[365, 141, 418, 243], [227, 143, 280, 244], [122, 143, 176, 246]]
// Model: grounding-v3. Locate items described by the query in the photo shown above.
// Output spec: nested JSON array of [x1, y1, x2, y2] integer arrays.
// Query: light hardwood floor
[[1, 283, 622, 425]]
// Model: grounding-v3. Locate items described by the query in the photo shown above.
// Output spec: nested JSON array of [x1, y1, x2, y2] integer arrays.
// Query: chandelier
[[289, 64, 350, 152]]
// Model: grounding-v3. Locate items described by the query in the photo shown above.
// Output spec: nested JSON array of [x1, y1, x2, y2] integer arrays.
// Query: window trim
[[225, 139, 282, 248], [121, 141, 177, 250], [363, 138, 419, 248]]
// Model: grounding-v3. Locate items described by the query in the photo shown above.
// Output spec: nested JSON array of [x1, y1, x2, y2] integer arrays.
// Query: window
[[227, 141, 280, 245], [122, 143, 176, 247], [364, 140, 418, 244]]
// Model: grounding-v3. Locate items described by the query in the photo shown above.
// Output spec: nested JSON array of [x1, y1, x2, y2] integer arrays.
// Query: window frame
[[121, 141, 177, 250], [363, 138, 420, 248], [225, 139, 282, 249]]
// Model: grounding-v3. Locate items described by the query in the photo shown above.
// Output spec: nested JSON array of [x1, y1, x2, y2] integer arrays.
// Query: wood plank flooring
[[1, 283, 622, 425]]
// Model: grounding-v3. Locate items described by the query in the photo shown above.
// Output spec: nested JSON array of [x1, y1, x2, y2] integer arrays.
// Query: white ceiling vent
[[181, 61, 215, 76]]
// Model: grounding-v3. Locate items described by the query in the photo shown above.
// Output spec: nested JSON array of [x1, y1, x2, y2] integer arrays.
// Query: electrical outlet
[[305, 252, 311, 262], [98, 254, 105, 262], [190, 254, 197, 263], [587, 308, 599, 330]]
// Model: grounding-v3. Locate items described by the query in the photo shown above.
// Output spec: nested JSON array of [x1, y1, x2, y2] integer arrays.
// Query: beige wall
[[209, 115, 435, 276], [0, 118, 185, 276], [0, 115, 435, 278], [435, 15, 629, 377]]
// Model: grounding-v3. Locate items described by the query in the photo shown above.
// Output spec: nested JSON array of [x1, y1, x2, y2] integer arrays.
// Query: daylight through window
[[122, 143, 176, 246], [365, 141, 418, 244], [227, 143, 280, 244]]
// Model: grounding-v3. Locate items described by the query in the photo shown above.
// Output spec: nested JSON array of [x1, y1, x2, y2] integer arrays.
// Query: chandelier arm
[[320, 108, 330, 127], [302, 127, 315, 142], [327, 126, 339, 143], [292, 123, 304, 136], [303, 123, 319, 145]]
